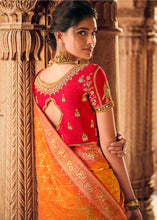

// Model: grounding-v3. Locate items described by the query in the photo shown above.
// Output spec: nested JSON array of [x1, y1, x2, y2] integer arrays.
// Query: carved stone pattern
[[0, 27, 40, 219], [4, 61, 17, 220], [0, 30, 40, 61], [91, 1, 118, 28], [0, 0, 38, 12], [10, 61, 18, 220], [7, 60, 36, 220]]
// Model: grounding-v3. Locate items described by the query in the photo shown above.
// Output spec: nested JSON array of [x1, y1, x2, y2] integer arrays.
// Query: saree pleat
[[34, 102, 127, 220]]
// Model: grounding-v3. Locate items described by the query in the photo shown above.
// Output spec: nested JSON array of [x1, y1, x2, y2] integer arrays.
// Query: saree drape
[[34, 101, 127, 220]]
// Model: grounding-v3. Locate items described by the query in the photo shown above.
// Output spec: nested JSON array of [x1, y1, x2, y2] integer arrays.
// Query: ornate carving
[[0, 30, 41, 61], [91, 0, 121, 31], [0, 1, 41, 218], [10, 61, 18, 220], [8, 60, 36, 219], [0, 0, 38, 12], [3, 58, 37, 219]]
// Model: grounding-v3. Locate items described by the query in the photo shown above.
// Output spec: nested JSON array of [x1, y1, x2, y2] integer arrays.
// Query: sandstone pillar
[[118, 1, 157, 219], [0, 0, 44, 219], [92, 0, 121, 127]]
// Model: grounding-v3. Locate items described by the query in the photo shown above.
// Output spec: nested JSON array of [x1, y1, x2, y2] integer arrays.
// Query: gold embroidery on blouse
[[82, 133, 88, 142], [86, 73, 93, 92], [78, 75, 84, 83], [93, 67, 114, 112], [91, 120, 94, 128], [83, 71, 98, 106], [94, 101, 114, 112], [35, 96, 38, 104], [90, 91, 94, 95], [102, 81, 110, 102], [67, 122, 72, 130], [93, 67, 102, 105], [82, 94, 87, 102], [35, 64, 87, 95], [86, 75, 91, 81], [75, 108, 80, 117], [62, 94, 66, 102]]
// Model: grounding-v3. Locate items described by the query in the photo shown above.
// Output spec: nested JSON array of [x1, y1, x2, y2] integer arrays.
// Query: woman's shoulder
[[37, 67, 50, 82], [32, 69, 43, 86], [33, 66, 54, 87], [81, 63, 105, 77], [84, 63, 99, 69]]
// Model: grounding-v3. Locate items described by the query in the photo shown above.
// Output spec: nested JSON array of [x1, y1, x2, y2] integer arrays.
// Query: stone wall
[[0, 0, 156, 219], [117, 1, 157, 219]]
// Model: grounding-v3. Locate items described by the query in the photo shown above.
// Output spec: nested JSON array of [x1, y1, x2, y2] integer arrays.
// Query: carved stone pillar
[[92, 0, 121, 127], [0, 1, 43, 219], [118, 1, 157, 219]]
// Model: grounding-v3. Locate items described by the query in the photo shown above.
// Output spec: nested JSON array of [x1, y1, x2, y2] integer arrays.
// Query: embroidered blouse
[[33, 64, 114, 146]]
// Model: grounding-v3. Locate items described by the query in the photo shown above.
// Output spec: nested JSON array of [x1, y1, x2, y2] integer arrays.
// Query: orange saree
[[34, 101, 127, 220]]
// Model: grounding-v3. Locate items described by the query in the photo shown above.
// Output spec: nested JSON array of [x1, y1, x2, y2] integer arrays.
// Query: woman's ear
[[54, 32, 63, 41]]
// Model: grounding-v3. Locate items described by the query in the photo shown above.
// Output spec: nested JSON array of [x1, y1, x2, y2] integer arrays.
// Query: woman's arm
[[96, 108, 143, 220]]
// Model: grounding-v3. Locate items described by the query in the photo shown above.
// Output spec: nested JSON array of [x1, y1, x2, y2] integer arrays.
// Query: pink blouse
[[33, 64, 114, 146]]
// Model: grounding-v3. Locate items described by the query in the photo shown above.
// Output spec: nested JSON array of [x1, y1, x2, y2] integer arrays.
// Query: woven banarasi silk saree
[[33, 64, 127, 219]]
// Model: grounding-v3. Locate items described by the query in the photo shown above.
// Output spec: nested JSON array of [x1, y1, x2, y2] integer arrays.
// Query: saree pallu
[[34, 101, 127, 220]]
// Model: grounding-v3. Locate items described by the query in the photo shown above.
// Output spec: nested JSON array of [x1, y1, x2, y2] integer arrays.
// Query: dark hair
[[46, 0, 97, 50]]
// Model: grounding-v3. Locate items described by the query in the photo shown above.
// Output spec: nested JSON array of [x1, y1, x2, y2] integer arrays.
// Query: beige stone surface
[[0, 0, 156, 219], [118, 1, 157, 219]]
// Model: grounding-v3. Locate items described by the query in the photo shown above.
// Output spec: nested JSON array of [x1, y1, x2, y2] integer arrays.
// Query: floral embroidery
[[83, 71, 98, 107], [102, 81, 110, 102], [78, 75, 84, 83], [86, 75, 91, 81], [67, 122, 72, 130], [91, 120, 94, 128], [93, 67, 114, 112], [82, 133, 88, 142], [35, 64, 87, 95], [75, 108, 80, 117], [82, 94, 88, 102], [62, 94, 66, 102]]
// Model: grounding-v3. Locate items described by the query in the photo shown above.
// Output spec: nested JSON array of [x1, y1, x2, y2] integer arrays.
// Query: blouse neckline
[[34, 64, 87, 95], [38, 65, 79, 86]]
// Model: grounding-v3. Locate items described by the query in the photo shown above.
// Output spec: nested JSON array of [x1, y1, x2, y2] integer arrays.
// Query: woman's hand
[[126, 209, 143, 220], [108, 133, 127, 157]]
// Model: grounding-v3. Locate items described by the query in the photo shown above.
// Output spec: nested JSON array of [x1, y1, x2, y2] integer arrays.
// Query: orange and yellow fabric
[[34, 102, 127, 219]]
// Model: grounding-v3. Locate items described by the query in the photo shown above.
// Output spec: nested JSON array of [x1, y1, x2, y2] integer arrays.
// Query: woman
[[33, 1, 143, 219]]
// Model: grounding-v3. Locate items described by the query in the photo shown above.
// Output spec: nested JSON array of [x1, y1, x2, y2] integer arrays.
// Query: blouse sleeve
[[88, 65, 114, 112]]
